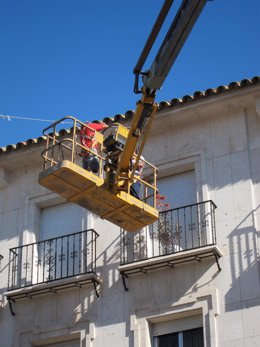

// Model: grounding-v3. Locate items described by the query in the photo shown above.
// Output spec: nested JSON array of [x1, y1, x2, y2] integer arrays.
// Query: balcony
[[6, 229, 100, 303], [119, 201, 222, 282]]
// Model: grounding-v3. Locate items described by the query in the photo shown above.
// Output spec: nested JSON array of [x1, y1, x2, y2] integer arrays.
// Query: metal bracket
[[213, 250, 221, 272], [92, 279, 100, 298], [7, 297, 15, 316], [121, 273, 129, 291]]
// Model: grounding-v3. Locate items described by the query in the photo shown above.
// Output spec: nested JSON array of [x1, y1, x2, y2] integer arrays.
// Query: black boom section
[[134, 0, 208, 92]]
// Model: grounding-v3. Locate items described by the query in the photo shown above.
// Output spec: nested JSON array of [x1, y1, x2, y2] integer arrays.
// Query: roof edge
[[1, 76, 259, 155]]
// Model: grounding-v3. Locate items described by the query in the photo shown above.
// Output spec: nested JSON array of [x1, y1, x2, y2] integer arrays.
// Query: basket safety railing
[[40, 116, 158, 209]]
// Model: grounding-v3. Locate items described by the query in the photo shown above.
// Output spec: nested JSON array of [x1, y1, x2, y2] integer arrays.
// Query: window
[[157, 170, 197, 209], [40, 202, 85, 241], [153, 314, 203, 347], [34, 203, 86, 283], [149, 170, 197, 256], [154, 328, 204, 347]]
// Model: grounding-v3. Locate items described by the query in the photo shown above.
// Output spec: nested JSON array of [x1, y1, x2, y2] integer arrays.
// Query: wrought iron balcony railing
[[8, 229, 99, 291], [120, 200, 217, 264]]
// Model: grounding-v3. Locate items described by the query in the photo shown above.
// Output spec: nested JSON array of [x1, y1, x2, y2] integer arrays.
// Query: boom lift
[[39, 0, 208, 231]]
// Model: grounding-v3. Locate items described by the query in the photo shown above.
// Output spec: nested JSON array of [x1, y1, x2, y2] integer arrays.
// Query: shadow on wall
[[74, 229, 135, 344], [225, 206, 260, 311]]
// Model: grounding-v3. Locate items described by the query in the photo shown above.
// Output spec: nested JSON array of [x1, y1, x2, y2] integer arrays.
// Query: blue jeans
[[83, 154, 100, 173], [130, 181, 141, 199]]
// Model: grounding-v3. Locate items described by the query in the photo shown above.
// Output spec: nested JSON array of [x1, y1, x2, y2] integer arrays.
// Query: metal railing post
[[120, 200, 217, 265], [7, 229, 99, 291]]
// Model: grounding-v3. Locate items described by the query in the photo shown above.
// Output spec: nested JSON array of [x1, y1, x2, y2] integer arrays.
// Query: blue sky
[[0, 0, 259, 147]]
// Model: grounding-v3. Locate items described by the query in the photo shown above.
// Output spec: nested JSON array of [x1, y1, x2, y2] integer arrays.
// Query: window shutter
[[157, 170, 196, 209], [40, 203, 84, 241], [153, 315, 203, 336]]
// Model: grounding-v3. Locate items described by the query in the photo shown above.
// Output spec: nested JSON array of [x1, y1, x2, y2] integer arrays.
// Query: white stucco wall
[[0, 85, 260, 347]]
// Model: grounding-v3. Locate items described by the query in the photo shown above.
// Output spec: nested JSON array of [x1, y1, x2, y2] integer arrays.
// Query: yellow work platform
[[38, 160, 158, 232]]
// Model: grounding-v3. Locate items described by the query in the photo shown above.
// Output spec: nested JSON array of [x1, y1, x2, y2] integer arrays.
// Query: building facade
[[0, 76, 260, 346]]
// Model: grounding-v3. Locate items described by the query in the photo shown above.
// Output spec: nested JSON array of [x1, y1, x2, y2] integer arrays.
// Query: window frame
[[153, 327, 204, 347], [24, 192, 90, 246], [149, 310, 204, 347]]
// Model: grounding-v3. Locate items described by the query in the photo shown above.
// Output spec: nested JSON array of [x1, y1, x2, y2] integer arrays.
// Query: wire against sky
[[0, 114, 71, 124]]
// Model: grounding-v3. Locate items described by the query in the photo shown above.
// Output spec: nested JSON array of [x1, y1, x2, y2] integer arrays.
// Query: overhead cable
[[0, 114, 71, 124]]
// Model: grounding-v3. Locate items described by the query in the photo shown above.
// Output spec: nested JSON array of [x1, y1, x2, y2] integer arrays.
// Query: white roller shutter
[[157, 170, 196, 209], [153, 315, 203, 336], [36, 203, 86, 283], [40, 203, 84, 241]]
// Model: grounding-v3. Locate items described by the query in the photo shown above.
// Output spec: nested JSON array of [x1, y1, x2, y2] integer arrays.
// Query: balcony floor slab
[[5, 272, 101, 301], [119, 245, 223, 277]]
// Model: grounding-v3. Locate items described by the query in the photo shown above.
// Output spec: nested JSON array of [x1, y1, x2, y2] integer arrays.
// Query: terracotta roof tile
[[252, 76, 260, 84], [16, 142, 27, 149], [158, 101, 171, 110], [37, 136, 47, 143], [1, 76, 259, 155], [58, 129, 70, 137], [216, 85, 229, 93], [170, 98, 183, 106], [182, 94, 194, 103], [240, 78, 252, 87], [103, 117, 115, 125], [193, 91, 205, 99], [228, 81, 240, 89], [6, 144, 16, 152], [125, 110, 135, 120], [27, 138, 38, 145], [205, 88, 217, 96], [114, 114, 126, 122]]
